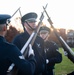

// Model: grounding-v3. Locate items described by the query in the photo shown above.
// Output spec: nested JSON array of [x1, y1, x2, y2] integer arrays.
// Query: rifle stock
[[43, 6, 74, 63], [7, 4, 47, 75]]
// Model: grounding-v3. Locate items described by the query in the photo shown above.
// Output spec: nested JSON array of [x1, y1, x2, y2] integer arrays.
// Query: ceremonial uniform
[[12, 30, 46, 75], [12, 12, 46, 75], [45, 41, 62, 75], [39, 26, 62, 75], [0, 14, 36, 75]]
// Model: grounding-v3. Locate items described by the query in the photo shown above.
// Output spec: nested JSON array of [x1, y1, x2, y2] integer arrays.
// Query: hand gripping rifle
[[7, 4, 47, 75], [43, 6, 74, 63]]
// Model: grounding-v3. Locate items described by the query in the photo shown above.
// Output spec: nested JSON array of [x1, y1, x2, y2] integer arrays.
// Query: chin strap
[[25, 21, 35, 30]]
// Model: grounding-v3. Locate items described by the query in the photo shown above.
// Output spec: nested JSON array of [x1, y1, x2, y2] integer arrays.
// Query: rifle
[[21, 4, 48, 57], [7, 4, 47, 75], [11, 7, 21, 18], [43, 6, 74, 63]]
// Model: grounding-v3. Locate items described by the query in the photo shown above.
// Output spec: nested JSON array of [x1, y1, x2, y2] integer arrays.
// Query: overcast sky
[[0, 0, 74, 29]]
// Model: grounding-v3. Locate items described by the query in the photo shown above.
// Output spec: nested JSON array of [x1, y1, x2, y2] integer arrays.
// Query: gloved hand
[[46, 59, 49, 64], [28, 44, 34, 57], [64, 51, 68, 56]]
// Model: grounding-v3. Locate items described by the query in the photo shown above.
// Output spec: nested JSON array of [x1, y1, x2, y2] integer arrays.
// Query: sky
[[0, 0, 74, 30]]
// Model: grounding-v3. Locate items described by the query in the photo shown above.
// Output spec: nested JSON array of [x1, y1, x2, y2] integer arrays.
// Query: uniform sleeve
[[48, 51, 62, 63], [8, 45, 36, 75], [46, 41, 62, 63]]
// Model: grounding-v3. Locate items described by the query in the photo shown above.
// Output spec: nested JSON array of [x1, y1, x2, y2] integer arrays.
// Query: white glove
[[64, 51, 68, 56], [28, 44, 34, 57], [46, 59, 49, 64]]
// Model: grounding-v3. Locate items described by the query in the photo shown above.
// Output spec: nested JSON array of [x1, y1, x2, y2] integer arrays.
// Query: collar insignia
[[36, 43, 41, 48]]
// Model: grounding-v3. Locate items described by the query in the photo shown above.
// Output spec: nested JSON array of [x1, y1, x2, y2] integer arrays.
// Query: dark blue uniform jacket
[[12, 31, 46, 75], [0, 36, 36, 75], [45, 41, 62, 70]]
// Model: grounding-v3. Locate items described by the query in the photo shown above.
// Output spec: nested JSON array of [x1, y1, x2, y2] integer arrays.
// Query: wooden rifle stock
[[7, 4, 47, 75], [43, 6, 74, 63]]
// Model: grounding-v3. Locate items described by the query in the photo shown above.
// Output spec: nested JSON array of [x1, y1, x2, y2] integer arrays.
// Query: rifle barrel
[[43, 6, 74, 63]]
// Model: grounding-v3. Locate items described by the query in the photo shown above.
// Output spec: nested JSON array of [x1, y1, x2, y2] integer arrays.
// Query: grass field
[[55, 48, 74, 75]]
